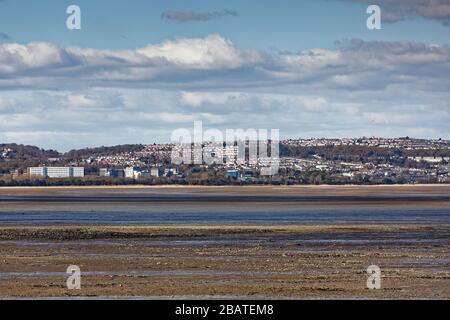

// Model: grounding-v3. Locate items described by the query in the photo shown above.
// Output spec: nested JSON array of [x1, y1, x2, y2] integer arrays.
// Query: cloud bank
[[0, 35, 449, 150], [1, 35, 448, 92]]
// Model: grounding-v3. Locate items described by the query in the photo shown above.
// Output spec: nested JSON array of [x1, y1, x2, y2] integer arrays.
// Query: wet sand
[[0, 186, 449, 299], [1, 184, 450, 198], [0, 224, 449, 299], [1, 185, 449, 210]]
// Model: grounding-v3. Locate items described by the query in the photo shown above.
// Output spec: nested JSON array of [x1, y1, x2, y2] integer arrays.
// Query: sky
[[0, 0, 449, 151]]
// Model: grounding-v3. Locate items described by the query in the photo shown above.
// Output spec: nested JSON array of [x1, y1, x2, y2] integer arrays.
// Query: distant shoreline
[[0, 184, 449, 190]]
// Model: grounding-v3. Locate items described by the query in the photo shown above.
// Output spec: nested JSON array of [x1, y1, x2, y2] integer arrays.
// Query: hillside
[[64, 144, 145, 161], [0, 143, 145, 173]]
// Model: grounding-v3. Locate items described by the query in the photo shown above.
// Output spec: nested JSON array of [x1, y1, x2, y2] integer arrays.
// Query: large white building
[[28, 167, 85, 178], [71, 167, 85, 178], [125, 167, 142, 179], [28, 167, 46, 177], [124, 167, 163, 179]]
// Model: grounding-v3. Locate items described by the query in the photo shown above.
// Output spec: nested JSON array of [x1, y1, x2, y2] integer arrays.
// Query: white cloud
[[0, 36, 449, 94], [0, 42, 70, 73], [181, 91, 249, 107], [0, 35, 450, 149], [137, 34, 262, 69], [0, 34, 262, 77]]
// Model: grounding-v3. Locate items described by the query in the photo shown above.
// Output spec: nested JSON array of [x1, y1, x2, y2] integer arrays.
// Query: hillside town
[[1, 137, 450, 185]]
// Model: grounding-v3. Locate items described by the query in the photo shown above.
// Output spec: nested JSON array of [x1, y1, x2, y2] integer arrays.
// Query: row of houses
[[283, 137, 450, 149], [407, 156, 450, 163]]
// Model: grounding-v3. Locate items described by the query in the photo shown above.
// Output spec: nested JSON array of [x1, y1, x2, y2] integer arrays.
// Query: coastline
[[0, 183, 449, 189], [1, 184, 449, 196]]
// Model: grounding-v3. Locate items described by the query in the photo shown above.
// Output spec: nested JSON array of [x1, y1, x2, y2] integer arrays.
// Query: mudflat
[[0, 224, 449, 299], [1, 185, 449, 209], [0, 186, 449, 299], [1, 184, 450, 197]]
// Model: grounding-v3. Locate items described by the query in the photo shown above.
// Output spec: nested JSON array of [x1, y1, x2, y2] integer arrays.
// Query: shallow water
[[0, 270, 304, 278], [0, 205, 449, 225]]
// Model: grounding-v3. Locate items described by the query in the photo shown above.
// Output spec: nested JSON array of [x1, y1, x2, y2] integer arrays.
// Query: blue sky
[[0, 0, 450, 150], [1, 0, 449, 50]]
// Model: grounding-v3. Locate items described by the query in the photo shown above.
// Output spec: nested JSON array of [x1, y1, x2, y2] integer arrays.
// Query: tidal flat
[[0, 186, 449, 299]]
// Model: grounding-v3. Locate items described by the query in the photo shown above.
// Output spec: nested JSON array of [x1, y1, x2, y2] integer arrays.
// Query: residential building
[[227, 169, 241, 179], [28, 167, 84, 178], [150, 168, 162, 177], [99, 168, 125, 178], [10, 169, 24, 179], [164, 168, 179, 177], [28, 167, 46, 177], [125, 167, 142, 179], [71, 167, 85, 178]]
